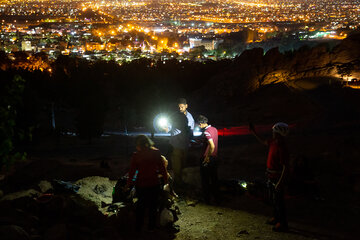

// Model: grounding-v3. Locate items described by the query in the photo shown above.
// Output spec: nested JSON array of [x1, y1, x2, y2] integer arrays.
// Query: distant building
[[189, 38, 223, 50], [202, 40, 215, 50], [189, 38, 202, 48], [21, 41, 32, 51]]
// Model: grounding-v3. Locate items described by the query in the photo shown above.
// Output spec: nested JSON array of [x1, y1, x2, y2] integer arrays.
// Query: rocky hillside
[[192, 32, 360, 125]]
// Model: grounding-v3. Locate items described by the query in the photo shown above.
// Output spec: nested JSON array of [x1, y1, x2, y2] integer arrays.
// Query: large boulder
[[38, 180, 53, 193], [0, 204, 39, 230], [76, 176, 116, 208], [1, 189, 40, 201], [0, 225, 30, 240]]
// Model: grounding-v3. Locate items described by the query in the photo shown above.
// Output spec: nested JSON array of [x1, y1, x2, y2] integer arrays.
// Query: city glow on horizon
[[0, 0, 358, 62]]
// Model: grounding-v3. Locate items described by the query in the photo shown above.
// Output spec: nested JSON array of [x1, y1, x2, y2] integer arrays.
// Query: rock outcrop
[[192, 33, 360, 125], [212, 33, 360, 93]]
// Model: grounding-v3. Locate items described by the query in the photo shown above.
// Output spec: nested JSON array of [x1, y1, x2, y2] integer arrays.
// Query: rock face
[[332, 33, 360, 64], [209, 33, 360, 93], [193, 33, 360, 125]]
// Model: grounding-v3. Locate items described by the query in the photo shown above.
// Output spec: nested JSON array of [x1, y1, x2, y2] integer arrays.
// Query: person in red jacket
[[249, 122, 290, 232], [127, 135, 168, 232]]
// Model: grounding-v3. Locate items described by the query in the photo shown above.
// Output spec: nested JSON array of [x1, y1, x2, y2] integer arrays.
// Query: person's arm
[[275, 164, 286, 190], [189, 114, 195, 131], [249, 122, 268, 146], [158, 155, 168, 184], [203, 139, 215, 164], [126, 155, 137, 187]]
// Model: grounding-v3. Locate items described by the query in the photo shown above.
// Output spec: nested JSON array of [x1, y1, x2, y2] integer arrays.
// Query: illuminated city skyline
[[0, 0, 359, 63]]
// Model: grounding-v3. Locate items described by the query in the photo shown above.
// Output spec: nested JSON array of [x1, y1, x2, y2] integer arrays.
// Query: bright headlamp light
[[158, 117, 169, 128], [153, 114, 171, 133]]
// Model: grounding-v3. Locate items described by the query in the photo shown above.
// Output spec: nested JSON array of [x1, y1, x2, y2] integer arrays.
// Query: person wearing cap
[[197, 115, 219, 204], [249, 122, 290, 232], [126, 135, 168, 232]]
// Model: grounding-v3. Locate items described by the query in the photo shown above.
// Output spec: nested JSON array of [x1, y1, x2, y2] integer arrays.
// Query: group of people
[[166, 98, 219, 203], [125, 97, 290, 233], [125, 98, 219, 232]]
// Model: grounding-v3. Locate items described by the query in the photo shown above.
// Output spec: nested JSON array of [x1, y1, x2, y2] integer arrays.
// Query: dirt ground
[[1, 129, 360, 240], [176, 201, 315, 240]]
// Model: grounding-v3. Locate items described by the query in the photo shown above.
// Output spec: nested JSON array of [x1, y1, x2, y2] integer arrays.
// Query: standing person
[[165, 98, 194, 185], [126, 135, 168, 232], [197, 115, 219, 204], [178, 98, 195, 133], [249, 122, 290, 232]]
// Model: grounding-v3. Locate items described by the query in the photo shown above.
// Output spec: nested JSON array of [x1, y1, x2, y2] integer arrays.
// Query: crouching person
[[126, 135, 168, 232]]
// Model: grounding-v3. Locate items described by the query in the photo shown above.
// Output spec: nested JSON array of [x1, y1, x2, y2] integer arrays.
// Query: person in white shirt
[[167, 98, 194, 185], [178, 98, 195, 133]]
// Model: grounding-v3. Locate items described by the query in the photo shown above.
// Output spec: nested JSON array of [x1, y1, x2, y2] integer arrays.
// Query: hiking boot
[[272, 223, 288, 232], [266, 217, 276, 225], [167, 224, 180, 233]]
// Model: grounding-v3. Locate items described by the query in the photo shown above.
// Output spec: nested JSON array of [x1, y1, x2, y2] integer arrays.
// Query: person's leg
[[171, 148, 184, 184], [267, 178, 275, 205], [200, 158, 211, 203], [266, 178, 277, 225], [147, 185, 161, 230], [182, 147, 188, 170], [268, 178, 288, 231], [135, 187, 146, 232], [274, 186, 287, 227], [209, 157, 219, 203]]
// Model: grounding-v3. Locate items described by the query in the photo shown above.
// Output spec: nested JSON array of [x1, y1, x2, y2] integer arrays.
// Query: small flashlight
[[193, 126, 202, 137]]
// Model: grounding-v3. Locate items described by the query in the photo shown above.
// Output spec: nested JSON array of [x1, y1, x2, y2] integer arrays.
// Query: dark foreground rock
[[0, 225, 31, 240]]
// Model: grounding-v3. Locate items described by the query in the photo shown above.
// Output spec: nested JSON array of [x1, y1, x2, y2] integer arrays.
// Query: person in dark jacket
[[126, 135, 168, 232], [162, 98, 194, 186]]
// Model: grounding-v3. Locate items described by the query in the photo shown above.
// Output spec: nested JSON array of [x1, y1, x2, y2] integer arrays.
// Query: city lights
[[0, 0, 358, 63]]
